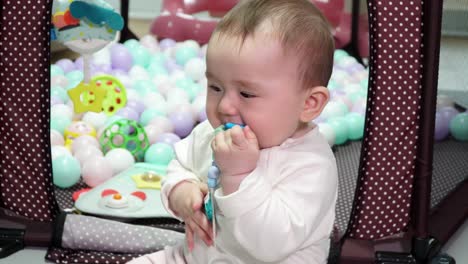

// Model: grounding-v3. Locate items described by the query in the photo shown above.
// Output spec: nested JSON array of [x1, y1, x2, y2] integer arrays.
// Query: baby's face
[[205, 32, 309, 148]]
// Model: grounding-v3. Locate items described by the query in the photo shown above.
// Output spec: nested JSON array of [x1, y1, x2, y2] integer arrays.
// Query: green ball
[[51, 65, 64, 77], [334, 50, 349, 62], [124, 39, 140, 50], [130, 47, 151, 68], [51, 114, 72, 134], [149, 53, 168, 67], [327, 117, 349, 145], [345, 113, 365, 140], [449, 113, 468, 141], [65, 70, 84, 89], [175, 46, 198, 66], [51, 86, 69, 103], [140, 108, 165, 126], [133, 80, 156, 97], [144, 143, 175, 166], [148, 63, 168, 77], [52, 155, 81, 188]]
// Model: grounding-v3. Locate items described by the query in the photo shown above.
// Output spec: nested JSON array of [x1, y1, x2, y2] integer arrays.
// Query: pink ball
[[74, 145, 103, 166], [50, 129, 65, 146], [82, 156, 113, 187], [71, 135, 100, 154], [144, 124, 165, 144]]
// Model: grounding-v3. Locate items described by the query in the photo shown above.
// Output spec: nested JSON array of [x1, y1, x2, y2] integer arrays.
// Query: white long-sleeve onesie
[[128, 121, 338, 264]]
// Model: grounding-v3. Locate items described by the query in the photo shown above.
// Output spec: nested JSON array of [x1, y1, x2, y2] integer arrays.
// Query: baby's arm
[[215, 155, 338, 262]]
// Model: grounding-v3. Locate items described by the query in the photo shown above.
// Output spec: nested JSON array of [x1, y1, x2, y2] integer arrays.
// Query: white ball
[[192, 95, 206, 113], [82, 112, 108, 130], [153, 77, 174, 97], [184, 57, 206, 82], [129, 65, 150, 81], [104, 148, 135, 174], [50, 129, 65, 146], [51, 145, 72, 160], [166, 88, 190, 105], [51, 104, 74, 120], [169, 70, 186, 83], [318, 123, 336, 146], [82, 156, 114, 187], [126, 89, 142, 102], [140, 35, 159, 52], [183, 40, 200, 51], [144, 124, 165, 144], [71, 135, 100, 154], [92, 46, 111, 66], [148, 115, 174, 133], [74, 145, 103, 166], [168, 102, 197, 121], [51, 75, 69, 89], [143, 93, 168, 115]]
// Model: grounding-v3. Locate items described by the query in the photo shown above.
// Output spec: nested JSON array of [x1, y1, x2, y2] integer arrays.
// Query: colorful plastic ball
[[123, 39, 140, 50], [344, 112, 365, 140], [183, 40, 201, 51], [351, 98, 367, 116], [148, 116, 174, 133], [110, 43, 133, 72], [52, 155, 81, 188], [156, 133, 181, 147], [317, 123, 336, 146], [449, 112, 468, 141], [116, 107, 139, 122], [334, 49, 349, 62], [140, 108, 165, 126], [51, 129, 65, 146], [51, 104, 73, 120], [169, 111, 195, 138], [82, 156, 114, 187], [327, 117, 349, 145], [130, 46, 151, 68], [50, 114, 72, 134], [439, 106, 459, 123], [51, 64, 64, 77], [321, 101, 349, 120], [144, 124, 165, 144], [140, 35, 159, 52], [74, 145, 103, 166], [55, 58, 76, 74], [51, 145, 72, 160], [125, 99, 146, 115], [50, 96, 64, 106], [105, 148, 135, 174], [133, 80, 156, 97], [142, 92, 167, 109], [65, 70, 84, 89], [165, 58, 183, 73], [175, 46, 198, 66], [198, 109, 207, 122], [51, 75, 69, 89], [159, 38, 176, 50], [149, 53, 168, 68], [82, 112, 108, 130], [129, 65, 150, 81], [144, 143, 175, 167], [50, 86, 69, 103], [148, 64, 169, 78], [434, 112, 450, 141], [71, 135, 100, 154], [99, 119, 150, 161]]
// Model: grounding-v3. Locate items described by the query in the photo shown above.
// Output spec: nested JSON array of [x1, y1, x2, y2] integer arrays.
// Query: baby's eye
[[209, 85, 222, 92], [240, 91, 256, 98]]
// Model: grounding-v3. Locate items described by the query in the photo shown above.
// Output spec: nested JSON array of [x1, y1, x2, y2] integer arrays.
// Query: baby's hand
[[168, 181, 213, 249], [212, 125, 259, 192]]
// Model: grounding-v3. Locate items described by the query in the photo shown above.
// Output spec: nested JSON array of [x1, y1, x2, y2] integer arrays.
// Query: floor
[[2, 18, 468, 264]]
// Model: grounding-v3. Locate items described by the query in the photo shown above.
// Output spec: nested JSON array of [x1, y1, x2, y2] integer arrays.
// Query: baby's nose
[[218, 95, 238, 115]]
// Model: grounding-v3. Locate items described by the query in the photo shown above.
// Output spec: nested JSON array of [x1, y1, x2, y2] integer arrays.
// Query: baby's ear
[[300, 86, 329, 123]]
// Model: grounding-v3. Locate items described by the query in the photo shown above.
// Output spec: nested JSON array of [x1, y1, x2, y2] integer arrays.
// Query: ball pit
[[50, 35, 465, 189]]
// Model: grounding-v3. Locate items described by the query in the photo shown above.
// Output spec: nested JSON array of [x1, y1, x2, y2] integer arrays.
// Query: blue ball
[[133, 80, 156, 97], [344, 113, 365, 140], [50, 86, 69, 103], [130, 46, 151, 68], [327, 117, 349, 145], [50, 115, 72, 134], [52, 155, 81, 188], [51, 65, 64, 77]]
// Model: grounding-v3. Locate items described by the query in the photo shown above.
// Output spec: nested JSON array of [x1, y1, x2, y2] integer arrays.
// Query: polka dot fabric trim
[[346, 0, 424, 239], [0, 0, 58, 221]]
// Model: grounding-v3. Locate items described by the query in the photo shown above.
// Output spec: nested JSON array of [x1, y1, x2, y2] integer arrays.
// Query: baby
[[129, 0, 337, 263]]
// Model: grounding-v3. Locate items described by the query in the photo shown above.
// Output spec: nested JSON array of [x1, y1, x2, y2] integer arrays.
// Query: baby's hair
[[212, 0, 335, 88]]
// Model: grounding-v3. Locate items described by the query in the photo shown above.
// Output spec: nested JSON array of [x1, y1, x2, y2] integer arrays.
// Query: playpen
[[0, 0, 466, 263]]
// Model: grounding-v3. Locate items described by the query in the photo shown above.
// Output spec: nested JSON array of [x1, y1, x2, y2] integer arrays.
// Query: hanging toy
[[52, 0, 125, 114]]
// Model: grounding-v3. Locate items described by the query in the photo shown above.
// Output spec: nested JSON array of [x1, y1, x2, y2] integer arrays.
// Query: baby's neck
[[291, 122, 315, 139]]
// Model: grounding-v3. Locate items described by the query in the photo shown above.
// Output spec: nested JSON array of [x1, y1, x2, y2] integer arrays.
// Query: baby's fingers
[[230, 125, 247, 148], [187, 217, 213, 246], [185, 223, 194, 251]]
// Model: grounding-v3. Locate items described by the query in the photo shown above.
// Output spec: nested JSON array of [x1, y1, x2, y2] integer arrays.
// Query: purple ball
[[126, 99, 146, 114], [156, 133, 181, 147], [169, 111, 195, 138], [56, 59, 76, 74], [93, 63, 112, 74], [116, 107, 139, 122], [439, 106, 459, 124], [434, 112, 450, 141], [165, 58, 182, 73], [110, 43, 133, 72], [159, 38, 176, 50]]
